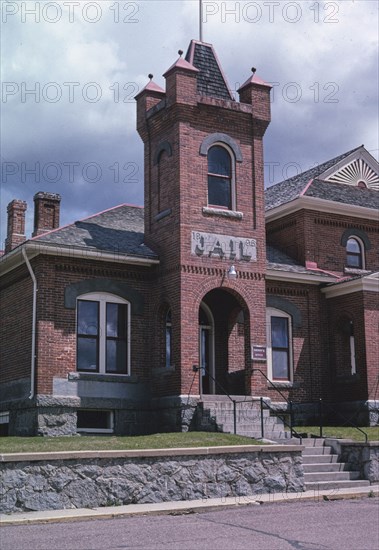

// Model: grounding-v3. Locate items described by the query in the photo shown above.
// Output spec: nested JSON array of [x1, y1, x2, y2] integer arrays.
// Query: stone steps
[[197, 397, 287, 439], [305, 480, 370, 490], [300, 438, 369, 491]]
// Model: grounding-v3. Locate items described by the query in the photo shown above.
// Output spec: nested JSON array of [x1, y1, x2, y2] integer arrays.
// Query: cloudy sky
[[1, 0, 378, 246]]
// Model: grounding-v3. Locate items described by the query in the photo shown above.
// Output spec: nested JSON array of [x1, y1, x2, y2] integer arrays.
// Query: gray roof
[[33, 205, 157, 259], [186, 42, 232, 101], [266, 245, 332, 277], [265, 146, 362, 211], [305, 179, 379, 209]]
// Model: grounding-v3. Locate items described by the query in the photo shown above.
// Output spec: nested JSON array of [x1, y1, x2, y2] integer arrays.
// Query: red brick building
[[1, 40, 378, 436]]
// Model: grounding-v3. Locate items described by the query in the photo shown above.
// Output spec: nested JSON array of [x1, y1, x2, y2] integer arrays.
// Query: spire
[[185, 40, 233, 100]]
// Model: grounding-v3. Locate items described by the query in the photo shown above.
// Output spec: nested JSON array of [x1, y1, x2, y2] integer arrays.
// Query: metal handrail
[[251, 368, 291, 402], [196, 366, 260, 435], [317, 399, 368, 443], [252, 368, 303, 440]]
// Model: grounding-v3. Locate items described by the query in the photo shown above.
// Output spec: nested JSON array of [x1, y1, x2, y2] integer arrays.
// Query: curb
[[1, 486, 378, 526]]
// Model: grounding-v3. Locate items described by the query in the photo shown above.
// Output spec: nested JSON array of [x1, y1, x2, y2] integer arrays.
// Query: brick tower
[[136, 40, 271, 417]]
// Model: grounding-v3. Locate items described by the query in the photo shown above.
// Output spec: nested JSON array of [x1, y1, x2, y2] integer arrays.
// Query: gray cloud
[[1, 0, 378, 246]]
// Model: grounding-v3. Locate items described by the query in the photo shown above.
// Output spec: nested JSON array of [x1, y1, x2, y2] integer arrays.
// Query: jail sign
[[191, 231, 257, 261]]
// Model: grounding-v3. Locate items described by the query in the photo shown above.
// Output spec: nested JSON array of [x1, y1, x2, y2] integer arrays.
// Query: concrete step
[[302, 454, 339, 464], [305, 480, 370, 491], [305, 471, 360, 482], [303, 462, 349, 472], [302, 446, 333, 455]]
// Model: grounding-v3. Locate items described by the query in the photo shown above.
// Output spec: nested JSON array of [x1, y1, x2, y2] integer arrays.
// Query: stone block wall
[[0, 446, 304, 514]]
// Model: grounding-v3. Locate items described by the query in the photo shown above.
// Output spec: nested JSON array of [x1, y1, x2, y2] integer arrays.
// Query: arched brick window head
[[207, 145, 233, 209]]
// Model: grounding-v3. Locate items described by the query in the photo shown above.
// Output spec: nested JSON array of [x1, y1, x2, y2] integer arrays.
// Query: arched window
[[207, 145, 235, 209], [165, 309, 172, 368], [346, 237, 364, 269], [266, 308, 293, 382], [77, 292, 130, 375]]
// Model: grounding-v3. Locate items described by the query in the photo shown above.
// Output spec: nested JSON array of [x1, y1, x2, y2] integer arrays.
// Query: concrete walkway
[[1, 484, 378, 526]]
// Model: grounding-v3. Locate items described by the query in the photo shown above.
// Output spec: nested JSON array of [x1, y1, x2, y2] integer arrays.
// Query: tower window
[[207, 145, 234, 209], [346, 237, 364, 269]]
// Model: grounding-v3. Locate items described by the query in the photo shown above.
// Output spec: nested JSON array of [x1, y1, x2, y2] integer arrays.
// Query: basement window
[[0, 411, 9, 436], [77, 410, 114, 434]]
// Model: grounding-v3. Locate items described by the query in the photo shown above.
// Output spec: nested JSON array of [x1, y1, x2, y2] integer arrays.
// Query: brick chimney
[[5, 199, 27, 254], [32, 192, 61, 237]]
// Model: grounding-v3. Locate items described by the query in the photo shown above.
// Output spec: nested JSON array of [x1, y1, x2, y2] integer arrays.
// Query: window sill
[[267, 381, 299, 389], [152, 366, 176, 377], [202, 206, 243, 220], [69, 372, 138, 383]]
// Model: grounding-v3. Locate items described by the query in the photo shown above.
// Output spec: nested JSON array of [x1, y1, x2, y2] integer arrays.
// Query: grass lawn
[[294, 426, 379, 442], [0, 431, 262, 454]]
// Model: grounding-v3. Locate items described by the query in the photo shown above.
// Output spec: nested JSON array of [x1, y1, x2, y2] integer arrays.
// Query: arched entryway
[[199, 288, 250, 396]]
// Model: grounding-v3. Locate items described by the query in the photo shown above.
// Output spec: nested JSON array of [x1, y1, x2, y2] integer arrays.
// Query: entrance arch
[[198, 288, 250, 396]]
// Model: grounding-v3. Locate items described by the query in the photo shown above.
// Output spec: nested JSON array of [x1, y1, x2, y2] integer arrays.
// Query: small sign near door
[[252, 345, 267, 361]]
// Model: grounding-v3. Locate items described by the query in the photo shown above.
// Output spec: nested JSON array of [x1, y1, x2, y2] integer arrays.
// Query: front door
[[199, 303, 215, 394]]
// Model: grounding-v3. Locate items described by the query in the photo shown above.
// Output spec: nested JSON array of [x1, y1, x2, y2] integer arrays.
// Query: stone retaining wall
[[334, 441, 379, 483], [0, 445, 304, 514]]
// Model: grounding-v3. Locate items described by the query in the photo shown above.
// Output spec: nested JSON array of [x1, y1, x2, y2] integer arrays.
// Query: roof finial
[[199, 0, 203, 42], [178, 50, 183, 57], [148, 74, 153, 80]]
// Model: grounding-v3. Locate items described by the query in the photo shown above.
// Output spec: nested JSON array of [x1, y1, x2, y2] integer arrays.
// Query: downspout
[[22, 247, 37, 399]]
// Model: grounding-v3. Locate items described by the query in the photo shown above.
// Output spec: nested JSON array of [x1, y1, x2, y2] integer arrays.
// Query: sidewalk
[[1, 485, 378, 526]]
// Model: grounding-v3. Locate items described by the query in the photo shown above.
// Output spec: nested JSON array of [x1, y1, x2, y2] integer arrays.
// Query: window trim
[[207, 143, 236, 211], [346, 236, 365, 269], [266, 308, 293, 383], [76, 292, 131, 376]]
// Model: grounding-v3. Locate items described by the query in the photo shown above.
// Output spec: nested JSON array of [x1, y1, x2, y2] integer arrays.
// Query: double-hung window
[[77, 293, 130, 375], [266, 308, 293, 382]]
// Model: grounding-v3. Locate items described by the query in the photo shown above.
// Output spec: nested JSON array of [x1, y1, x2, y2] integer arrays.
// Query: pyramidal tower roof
[[185, 40, 233, 101]]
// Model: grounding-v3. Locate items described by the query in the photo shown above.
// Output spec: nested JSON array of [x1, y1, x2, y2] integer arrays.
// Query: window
[[77, 293, 130, 375], [77, 410, 114, 433], [207, 145, 235, 209], [0, 411, 9, 437], [335, 317, 356, 377], [346, 237, 364, 269], [266, 309, 293, 382], [165, 309, 172, 368]]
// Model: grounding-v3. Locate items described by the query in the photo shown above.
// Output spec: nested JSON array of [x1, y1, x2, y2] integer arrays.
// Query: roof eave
[[321, 272, 379, 298], [266, 268, 337, 284], [0, 241, 159, 277], [265, 195, 379, 222]]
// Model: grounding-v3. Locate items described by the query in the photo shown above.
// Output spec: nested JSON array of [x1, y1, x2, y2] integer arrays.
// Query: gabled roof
[[32, 204, 157, 260], [185, 40, 233, 101], [265, 146, 362, 211]]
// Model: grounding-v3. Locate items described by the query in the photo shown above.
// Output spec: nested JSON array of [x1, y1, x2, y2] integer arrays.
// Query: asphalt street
[[1, 497, 378, 550]]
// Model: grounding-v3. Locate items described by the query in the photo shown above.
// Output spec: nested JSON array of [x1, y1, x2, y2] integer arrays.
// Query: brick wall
[[267, 210, 379, 272], [0, 265, 33, 384]]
